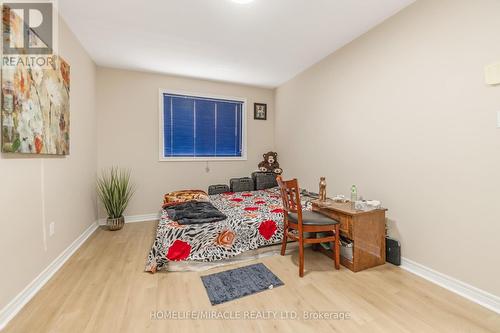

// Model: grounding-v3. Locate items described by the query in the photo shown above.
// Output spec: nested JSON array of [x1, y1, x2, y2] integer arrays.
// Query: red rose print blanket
[[145, 187, 311, 273]]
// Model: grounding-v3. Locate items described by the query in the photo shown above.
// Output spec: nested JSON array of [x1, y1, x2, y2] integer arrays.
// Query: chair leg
[[299, 234, 304, 277], [334, 225, 340, 270], [280, 223, 288, 256]]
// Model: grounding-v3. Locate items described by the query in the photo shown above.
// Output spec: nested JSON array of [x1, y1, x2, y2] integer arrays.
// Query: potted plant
[[97, 167, 134, 231]]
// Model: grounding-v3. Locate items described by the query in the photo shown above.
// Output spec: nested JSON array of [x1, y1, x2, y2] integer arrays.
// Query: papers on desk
[[332, 194, 349, 203], [354, 200, 381, 211]]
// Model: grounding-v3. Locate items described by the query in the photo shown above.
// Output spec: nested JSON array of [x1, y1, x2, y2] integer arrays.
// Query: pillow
[[163, 190, 209, 208]]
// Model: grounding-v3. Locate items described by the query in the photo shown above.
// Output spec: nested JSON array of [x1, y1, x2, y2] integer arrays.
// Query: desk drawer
[[314, 207, 352, 238]]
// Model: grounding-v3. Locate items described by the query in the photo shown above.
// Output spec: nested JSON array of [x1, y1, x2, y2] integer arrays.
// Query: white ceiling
[[59, 0, 414, 88]]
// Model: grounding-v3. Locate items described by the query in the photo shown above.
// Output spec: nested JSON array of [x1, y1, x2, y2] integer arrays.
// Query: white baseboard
[[98, 212, 160, 226], [401, 257, 500, 314], [0, 221, 99, 331], [0, 214, 158, 330]]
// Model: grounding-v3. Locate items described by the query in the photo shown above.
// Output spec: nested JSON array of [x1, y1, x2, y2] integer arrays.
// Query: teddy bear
[[258, 151, 283, 174]]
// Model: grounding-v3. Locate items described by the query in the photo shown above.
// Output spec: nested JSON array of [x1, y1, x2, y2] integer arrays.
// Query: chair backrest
[[276, 176, 303, 219]]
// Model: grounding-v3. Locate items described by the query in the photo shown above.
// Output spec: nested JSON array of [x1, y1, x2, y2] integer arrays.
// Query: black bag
[[229, 177, 254, 192], [208, 184, 230, 195], [251, 172, 278, 190], [386, 237, 401, 266]]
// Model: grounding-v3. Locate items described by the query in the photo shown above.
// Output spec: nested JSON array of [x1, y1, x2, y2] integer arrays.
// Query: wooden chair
[[277, 176, 340, 277]]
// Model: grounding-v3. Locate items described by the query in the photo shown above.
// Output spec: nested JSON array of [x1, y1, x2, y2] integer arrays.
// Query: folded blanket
[[165, 201, 227, 225]]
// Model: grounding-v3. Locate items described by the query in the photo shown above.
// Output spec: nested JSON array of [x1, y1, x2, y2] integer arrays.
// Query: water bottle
[[350, 185, 358, 203]]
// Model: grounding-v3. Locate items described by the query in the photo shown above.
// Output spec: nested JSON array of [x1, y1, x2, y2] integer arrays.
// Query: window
[[159, 90, 246, 161]]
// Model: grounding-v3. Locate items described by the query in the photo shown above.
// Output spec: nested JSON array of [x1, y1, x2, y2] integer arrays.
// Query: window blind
[[162, 93, 243, 158]]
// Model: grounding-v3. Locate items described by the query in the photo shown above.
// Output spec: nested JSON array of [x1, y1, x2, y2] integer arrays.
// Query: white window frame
[[158, 89, 248, 162]]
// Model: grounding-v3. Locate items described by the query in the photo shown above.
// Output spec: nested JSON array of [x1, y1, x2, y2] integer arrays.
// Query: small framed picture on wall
[[254, 103, 267, 120]]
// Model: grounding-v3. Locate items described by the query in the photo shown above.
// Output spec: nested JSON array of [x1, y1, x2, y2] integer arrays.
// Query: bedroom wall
[[275, 0, 500, 296], [0, 19, 97, 311], [96, 68, 275, 217]]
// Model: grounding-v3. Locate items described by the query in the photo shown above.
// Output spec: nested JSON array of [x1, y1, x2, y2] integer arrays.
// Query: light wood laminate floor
[[4, 221, 500, 333]]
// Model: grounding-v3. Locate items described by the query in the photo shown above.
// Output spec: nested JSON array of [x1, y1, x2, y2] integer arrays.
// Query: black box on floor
[[386, 237, 401, 266]]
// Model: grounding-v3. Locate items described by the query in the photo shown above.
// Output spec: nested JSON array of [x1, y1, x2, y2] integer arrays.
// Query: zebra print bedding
[[145, 187, 311, 273]]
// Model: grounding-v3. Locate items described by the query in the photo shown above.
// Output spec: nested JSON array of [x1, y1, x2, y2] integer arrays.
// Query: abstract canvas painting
[[1, 56, 70, 155]]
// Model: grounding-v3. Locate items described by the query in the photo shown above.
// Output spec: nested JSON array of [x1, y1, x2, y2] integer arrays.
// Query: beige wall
[[2, 0, 498, 315], [96, 68, 275, 216], [0, 19, 97, 310], [275, 0, 500, 296]]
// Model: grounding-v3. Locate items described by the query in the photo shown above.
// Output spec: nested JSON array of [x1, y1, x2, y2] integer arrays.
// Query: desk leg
[[334, 225, 340, 270]]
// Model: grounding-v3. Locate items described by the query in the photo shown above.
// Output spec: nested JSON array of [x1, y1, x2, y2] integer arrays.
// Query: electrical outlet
[[49, 222, 55, 237]]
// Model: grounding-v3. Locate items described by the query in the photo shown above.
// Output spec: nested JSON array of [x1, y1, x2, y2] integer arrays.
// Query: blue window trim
[[159, 89, 247, 161]]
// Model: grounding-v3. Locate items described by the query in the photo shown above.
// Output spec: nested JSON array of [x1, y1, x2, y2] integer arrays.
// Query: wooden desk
[[312, 200, 387, 272]]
